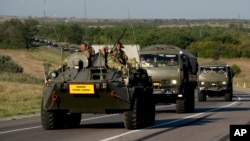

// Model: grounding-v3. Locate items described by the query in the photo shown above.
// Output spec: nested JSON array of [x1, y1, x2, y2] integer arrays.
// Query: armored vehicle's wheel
[[41, 105, 81, 129], [65, 113, 82, 128], [41, 98, 81, 129], [176, 84, 195, 113], [124, 94, 144, 129], [41, 109, 65, 130], [41, 99, 65, 130], [198, 91, 206, 101]]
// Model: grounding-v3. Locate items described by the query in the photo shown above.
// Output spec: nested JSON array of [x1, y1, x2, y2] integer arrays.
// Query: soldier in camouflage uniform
[[80, 41, 95, 59], [112, 42, 128, 65], [80, 41, 95, 67], [107, 42, 129, 73]]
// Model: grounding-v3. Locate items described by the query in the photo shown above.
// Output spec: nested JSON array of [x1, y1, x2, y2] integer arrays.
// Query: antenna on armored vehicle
[[127, 6, 140, 67], [110, 28, 127, 54]]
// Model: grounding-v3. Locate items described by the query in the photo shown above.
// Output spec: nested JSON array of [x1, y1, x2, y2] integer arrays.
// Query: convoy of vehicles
[[40, 38, 236, 130]]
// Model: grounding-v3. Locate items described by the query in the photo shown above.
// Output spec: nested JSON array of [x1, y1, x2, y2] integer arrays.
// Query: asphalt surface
[[1, 88, 250, 141]]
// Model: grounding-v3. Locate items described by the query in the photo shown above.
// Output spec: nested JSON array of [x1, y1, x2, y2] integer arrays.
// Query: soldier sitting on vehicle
[[80, 41, 95, 67], [107, 42, 128, 74], [80, 41, 95, 59], [101, 46, 109, 57], [100, 45, 109, 68], [112, 41, 128, 65]]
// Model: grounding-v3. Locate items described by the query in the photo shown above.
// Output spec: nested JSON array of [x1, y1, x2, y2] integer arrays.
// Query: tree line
[[1, 18, 250, 59]]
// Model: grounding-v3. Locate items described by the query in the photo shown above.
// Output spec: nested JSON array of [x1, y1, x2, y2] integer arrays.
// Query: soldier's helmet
[[82, 41, 91, 47]]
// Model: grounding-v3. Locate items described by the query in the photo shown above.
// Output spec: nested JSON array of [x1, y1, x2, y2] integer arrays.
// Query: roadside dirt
[[0, 49, 44, 79]]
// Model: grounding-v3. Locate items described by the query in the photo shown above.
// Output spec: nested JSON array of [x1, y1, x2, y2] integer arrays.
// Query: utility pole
[[44, 0, 46, 18], [83, 0, 88, 40], [84, 0, 87, 21], [238, 14, 240, 32]]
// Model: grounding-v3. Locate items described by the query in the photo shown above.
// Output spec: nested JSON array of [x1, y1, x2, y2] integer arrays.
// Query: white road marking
[[0, 114, 119, 135], [0, 96, 241, 137], [0, 105, 170, 135], [81, 114, 119, 121], [0, 126, 41, 134], [100, 96, 241, 141]]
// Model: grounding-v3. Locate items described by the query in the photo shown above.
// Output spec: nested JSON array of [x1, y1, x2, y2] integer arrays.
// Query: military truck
[[139, 45, 198, 113], [41, 51, 155, 130], [197, 61, 234, 101]]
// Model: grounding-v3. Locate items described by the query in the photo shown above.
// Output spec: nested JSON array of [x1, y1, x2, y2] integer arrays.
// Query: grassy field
[[0, 47, 62, 118], [0, 82, 43, 118], [0, 47, 250, 118]]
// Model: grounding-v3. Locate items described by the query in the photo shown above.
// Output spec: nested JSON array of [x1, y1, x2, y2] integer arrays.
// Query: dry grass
[[0, 47, 62, 118], [0, 82, 43, 118], [0, 47, 62, 79]]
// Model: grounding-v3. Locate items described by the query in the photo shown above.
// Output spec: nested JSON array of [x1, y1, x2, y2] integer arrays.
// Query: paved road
[[1, 88, 250, 141]]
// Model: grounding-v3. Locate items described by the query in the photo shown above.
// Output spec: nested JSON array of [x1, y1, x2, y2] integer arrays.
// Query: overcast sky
[[0, 0, 250, 19]]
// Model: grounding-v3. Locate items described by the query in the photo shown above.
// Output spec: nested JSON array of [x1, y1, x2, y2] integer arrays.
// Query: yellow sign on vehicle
[[69, 83, 95, 94]]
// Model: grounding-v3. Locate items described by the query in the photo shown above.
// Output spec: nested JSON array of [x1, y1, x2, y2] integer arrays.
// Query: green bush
[[0, 54, 23, 73], [231, 64, 241, 76]]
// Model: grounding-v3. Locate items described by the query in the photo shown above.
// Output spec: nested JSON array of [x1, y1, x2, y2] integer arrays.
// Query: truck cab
[[197, 61, 234, 101], [139, 45, 198, 113]]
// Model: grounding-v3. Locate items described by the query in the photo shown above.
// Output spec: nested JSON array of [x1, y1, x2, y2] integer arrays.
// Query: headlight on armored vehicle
[[171, 80, 177, 85], [50, 71, 58, 78], [102, 82, 107, 89], [201, 81, 205, 85], [222, 81, 227, 85], [74, 66, 80, 69]]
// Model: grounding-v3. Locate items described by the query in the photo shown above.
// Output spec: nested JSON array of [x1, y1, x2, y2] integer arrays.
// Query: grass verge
[[0, 81, 43, 118]]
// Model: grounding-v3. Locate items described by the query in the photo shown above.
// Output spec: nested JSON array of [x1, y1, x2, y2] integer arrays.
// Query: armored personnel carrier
[[41, 51, 155, 130], [197, 61, 234, 101], [139, 45, 198, 113]]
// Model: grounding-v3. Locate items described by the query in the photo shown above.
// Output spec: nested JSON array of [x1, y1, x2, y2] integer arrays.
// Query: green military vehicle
[[41, 50, 155, 130], [139, 45, 198, 113], [197, 61, 234, 101]]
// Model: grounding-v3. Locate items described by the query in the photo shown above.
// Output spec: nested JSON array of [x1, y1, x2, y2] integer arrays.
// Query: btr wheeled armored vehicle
[[41, 51, 155, 130], [139, 45, 198, 113], [197, 61, 234, 101]]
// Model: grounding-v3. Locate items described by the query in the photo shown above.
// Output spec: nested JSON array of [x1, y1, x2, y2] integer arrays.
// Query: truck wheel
[[225, 84, 233, 101], [124, 95, 144, 129], [143, 89, 155, 127], [225, 92, 232, 101], [176, 85, 195, 113], [187, 88, 195, 113], [41, 99, 65, 130], [198, 92, 206, 101], [176, 99, 185, 113]]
